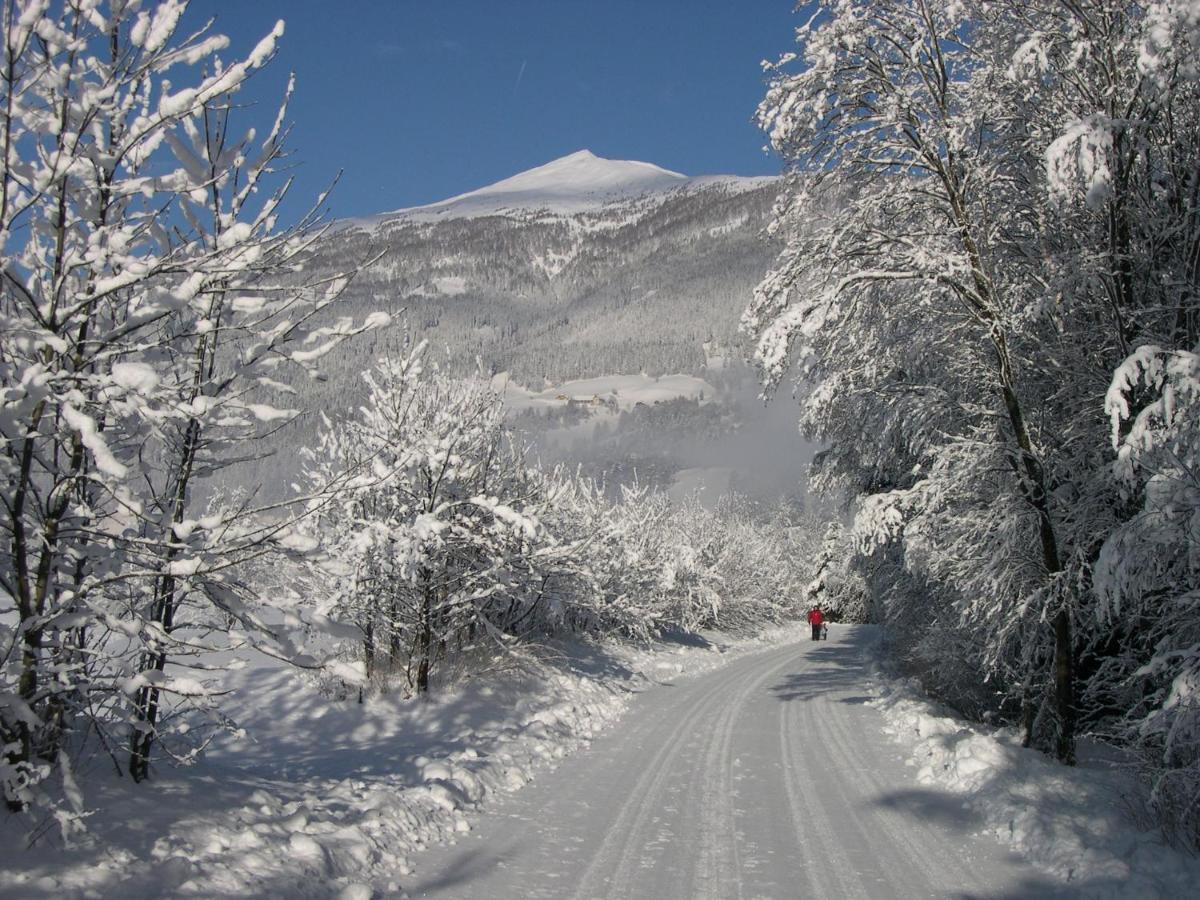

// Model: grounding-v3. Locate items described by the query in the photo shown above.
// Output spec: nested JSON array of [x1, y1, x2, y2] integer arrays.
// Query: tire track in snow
[[813, 644, 983, 893], [778, 649, 864, 899], [694, 669, 743, 898], [800, 671, 929, 897], [689, 643, 803, 899], [567, 689, 704, 900], [571, 646, 772, 899], [409, 628, 1065, 899], [577, 641, 809, 900]]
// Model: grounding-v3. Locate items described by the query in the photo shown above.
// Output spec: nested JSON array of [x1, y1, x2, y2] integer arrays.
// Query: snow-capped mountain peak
[[451, 149, 687, 203], [391, 149, 688, 220], [358, 150, 772, 225]]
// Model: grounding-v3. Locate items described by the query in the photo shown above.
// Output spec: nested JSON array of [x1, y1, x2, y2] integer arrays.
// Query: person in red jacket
[[807, 605, 825, 641]]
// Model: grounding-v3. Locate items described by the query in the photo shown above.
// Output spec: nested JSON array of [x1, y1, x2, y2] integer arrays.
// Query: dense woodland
[[314, 180, 779, 385], [745, 0, 1200, 845]]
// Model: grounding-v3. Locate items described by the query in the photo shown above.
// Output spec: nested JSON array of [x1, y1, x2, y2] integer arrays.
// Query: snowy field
[[0, 626, 804, 898], [5, 624, 1198, 898], [491, 371, 714, 414]]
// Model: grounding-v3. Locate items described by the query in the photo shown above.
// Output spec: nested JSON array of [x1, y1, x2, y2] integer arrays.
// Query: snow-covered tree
[[749, 0, 1074, 759], [1, 0, 384, 813], [308, 349, 562, 695], [804, 521, 864, 623], [308, 361, 823, 692], [1098, 343, 1200, 839], [747, 0, 1199, 770]]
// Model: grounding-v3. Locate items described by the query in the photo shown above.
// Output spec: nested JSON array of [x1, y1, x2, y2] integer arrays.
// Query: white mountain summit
[[358, 150, 772, 225], [431, 149, 686, 207]]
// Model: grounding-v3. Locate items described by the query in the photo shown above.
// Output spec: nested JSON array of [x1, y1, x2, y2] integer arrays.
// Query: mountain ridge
[[235, 153, 787, 497], [346, 150, 777, 227]]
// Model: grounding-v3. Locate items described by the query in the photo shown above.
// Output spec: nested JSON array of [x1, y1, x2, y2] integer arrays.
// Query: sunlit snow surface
[[867, 654, 1200, 898], [5, 627, 1199, 896], [344, 150, 776, 228], [0, 627, 801, 898]]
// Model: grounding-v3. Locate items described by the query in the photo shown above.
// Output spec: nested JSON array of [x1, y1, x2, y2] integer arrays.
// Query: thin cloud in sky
[[513, 59, 527, 96]]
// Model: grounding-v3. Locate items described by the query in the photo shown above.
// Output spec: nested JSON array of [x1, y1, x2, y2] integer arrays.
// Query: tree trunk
[[128, 569, 179, 782], [416, 573, 433, 695], [949, 171, 1076, 764], [998, 379, 1075, 764], [1052, 609, 1075, 764]]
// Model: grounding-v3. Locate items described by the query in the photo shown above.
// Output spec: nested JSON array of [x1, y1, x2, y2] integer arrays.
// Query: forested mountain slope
[[307, 151, 779, 388], [232, 152, 784, 496]]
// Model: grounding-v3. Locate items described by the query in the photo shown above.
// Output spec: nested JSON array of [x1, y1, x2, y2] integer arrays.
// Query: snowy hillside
[[305, 152, 779, 386], [228, 152, 786, 498], [351, 149, 772, 224]]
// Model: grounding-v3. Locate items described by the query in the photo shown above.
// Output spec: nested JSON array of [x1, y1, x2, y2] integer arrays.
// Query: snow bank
[[0, 625, 806, 898], [863, 640, 1200, 898]]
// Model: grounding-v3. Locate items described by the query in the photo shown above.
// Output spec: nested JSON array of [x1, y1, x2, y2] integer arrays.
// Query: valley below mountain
[[234, 151, 812, 504]]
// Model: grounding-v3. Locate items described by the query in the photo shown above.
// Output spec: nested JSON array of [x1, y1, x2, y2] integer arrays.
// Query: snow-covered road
[[408, 627, 1069, 898]]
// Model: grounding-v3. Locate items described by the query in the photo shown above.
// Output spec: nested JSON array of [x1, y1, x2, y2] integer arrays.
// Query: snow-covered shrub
[[308, 346, 566, 695], [308, 365, 825, 688], [560, 489, 813, 637], [542, 479, 671, 641], [672, 494, 814, 632], [806, 522, 867, 623]]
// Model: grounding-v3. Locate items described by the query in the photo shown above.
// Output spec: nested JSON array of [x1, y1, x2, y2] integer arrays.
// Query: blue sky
[[185, 1, 805, 220]]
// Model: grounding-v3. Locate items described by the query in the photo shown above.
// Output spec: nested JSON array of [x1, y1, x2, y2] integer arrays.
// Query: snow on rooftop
[[348, 150, 776, 229]]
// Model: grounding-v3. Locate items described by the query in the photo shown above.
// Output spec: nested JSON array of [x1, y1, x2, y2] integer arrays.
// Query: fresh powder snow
[[6, 4, 1199, 899], [12, 625, 1197, 897]]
